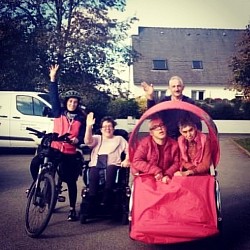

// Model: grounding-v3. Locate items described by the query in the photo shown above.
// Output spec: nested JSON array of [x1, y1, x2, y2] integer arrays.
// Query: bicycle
[[25, 127, 71, 238]]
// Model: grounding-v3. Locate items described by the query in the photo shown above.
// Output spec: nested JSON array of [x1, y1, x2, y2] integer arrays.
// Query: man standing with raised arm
[[141, 76, 201, 139]]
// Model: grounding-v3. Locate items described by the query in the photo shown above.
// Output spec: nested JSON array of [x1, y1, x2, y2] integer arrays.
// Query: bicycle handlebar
[[26, 127, 71, 143], [26, 127, 45, 138]]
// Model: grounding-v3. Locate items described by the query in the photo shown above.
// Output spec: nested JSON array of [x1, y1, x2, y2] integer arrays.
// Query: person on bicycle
[[30, 64, 86, 221]]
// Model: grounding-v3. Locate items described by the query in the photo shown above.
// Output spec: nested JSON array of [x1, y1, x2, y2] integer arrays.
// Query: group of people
[[29, 64, 212, 222], [133, 77, 212, 182], [131, 115, 212, 184]]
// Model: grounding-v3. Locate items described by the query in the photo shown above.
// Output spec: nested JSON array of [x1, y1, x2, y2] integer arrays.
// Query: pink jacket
[[51, 116, 82, 154], [178, 131, 212, 174], [131, 136, 180, 178]]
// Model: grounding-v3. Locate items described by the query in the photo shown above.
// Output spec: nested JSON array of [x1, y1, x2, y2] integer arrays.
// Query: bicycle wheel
[[25, 172, 56, 238]]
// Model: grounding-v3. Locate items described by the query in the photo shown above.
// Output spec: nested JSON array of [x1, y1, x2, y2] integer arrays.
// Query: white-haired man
[[141, 76, 201, 139]]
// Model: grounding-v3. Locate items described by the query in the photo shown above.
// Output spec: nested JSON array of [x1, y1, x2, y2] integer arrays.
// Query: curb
[[230, 138, 250, 157]]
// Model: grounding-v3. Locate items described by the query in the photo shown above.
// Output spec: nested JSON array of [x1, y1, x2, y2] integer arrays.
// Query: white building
[[130, 27, 244, 100]]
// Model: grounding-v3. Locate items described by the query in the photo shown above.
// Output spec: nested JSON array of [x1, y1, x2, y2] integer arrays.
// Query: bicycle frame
[[25, 127, 71, 238]]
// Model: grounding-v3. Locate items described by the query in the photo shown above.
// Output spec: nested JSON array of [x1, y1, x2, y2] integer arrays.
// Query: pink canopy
[[129, 101, 220, 167], [128, 101, 220, 244]]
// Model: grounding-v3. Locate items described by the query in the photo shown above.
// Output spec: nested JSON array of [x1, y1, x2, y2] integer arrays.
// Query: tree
[[0, 0, 137, 94], [107, 98, 140, 119], [229, 24, 250, 100], [0, 17, 48, 90]]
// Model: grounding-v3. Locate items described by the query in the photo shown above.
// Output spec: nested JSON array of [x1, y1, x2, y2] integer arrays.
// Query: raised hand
[[86, 112, 95, 127], [49, 64, 59, 82], [141, 81, 154, 100]]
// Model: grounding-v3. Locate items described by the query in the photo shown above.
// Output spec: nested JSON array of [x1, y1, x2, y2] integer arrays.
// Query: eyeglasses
[[102, 125, 114, 129], [149, 123, 165, 131]]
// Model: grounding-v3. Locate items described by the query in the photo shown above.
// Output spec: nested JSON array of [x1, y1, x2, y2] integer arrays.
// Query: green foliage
[[77, 85, 110, 128], [212, 103, 234, 120], [107, 98, 140, 119], [241, 101, 250, 119], [0, 17, 48, 90], [234, 138, 250, 153], [135, 96, 147, 115], [229, 24, 250, 99], [196, 98, 250, 120], [0, 0, 138, 94]]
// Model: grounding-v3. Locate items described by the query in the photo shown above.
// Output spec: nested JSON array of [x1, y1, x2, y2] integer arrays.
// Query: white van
[[0, 91, 54, 148]]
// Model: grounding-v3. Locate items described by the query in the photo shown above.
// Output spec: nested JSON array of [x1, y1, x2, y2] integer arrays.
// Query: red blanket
[[130, 175, 219, 244]]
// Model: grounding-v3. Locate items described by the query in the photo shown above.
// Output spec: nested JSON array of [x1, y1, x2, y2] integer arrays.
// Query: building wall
[[132, 84, 240, 100], [131, 27, 244, 99]]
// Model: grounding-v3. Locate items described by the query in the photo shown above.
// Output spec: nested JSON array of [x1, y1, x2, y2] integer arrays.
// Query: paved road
[[0, 135, 250, 250]]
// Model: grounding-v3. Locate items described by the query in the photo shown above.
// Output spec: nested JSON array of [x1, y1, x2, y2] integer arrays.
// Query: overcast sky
[[111, 0, 250, 35], [109, 0, 250, 89]]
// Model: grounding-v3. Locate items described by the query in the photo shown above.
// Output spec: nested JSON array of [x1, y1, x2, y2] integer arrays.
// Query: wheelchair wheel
[[25, 172, 56, 238], [79, 195, 91, 224], [80, 214, 87, 224]]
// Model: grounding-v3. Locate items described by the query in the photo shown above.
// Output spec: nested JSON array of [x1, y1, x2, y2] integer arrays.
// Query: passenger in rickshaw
[[174, 117, 212, 177], [131, 116, 180, 184], [84, 112, 130, 212]]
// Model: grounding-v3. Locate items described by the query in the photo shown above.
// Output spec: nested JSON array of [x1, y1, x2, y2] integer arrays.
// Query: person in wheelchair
[[83, 112, 130, 215], [174, 117, 212, 176]]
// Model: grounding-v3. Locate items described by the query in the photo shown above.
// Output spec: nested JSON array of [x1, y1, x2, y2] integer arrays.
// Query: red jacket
[[131, 136, 180, 178], [178, 131, 212, 174], [51, 115, 82, 154]]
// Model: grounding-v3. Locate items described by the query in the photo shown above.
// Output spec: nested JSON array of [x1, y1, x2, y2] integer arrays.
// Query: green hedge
[[195, 99, 250, 120]]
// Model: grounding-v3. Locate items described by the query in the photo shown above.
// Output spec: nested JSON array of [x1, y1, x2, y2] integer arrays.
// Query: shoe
[[67, 209, 77, 221]]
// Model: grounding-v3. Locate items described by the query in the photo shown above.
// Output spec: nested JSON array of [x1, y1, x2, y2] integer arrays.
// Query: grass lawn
[[234, 138, 250, 153]]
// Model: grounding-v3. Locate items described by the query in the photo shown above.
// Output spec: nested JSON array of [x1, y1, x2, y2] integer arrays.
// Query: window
[[16, 95, 47, 116], [192, 60, 203, 69], [191, 90, 204, 101], [152, 60, 168, 70]]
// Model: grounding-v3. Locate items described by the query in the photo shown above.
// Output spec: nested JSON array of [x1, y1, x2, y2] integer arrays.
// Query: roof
[[132, 26, 245, 86]]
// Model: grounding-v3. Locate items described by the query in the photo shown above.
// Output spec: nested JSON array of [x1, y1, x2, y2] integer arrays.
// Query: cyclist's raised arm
[[49, 64, 61, 117]]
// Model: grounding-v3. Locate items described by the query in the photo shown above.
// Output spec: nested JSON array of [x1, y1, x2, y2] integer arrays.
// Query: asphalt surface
[[0, 134, 250, 250]]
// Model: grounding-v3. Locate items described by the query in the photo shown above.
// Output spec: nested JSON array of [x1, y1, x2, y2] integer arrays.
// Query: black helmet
[[60, 90, 82, 111], [63, 90, 81, 101]]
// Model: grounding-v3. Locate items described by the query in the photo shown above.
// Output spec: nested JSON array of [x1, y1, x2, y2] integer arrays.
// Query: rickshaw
[[128, 101, 222, 244]]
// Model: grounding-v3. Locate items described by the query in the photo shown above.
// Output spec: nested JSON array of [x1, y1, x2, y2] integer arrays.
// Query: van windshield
[[39, 93, 51, 105]]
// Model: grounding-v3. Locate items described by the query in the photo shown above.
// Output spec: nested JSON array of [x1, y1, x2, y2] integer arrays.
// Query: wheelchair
[[79, 129, 131, 225]]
